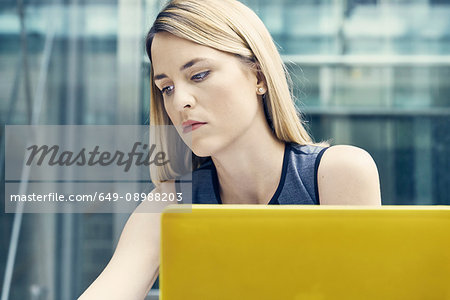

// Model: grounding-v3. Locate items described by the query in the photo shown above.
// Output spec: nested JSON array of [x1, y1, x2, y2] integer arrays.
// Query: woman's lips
[[183, 122, 206, 134]]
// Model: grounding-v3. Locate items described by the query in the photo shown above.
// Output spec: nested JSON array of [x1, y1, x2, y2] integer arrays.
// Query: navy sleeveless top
[[175, 142, 329, 205]]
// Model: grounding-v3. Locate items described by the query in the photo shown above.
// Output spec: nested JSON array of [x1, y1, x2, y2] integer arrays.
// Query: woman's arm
[[77, 181, 176, 300], [317, 145, 382, 205]]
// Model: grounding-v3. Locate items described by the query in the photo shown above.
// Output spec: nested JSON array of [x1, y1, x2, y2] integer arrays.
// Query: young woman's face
[[151, 32, 266, 157]]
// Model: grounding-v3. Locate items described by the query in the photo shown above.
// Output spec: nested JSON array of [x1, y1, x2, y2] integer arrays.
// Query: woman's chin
[[191, 147, 211, 158], [190, 140, 218, 158]]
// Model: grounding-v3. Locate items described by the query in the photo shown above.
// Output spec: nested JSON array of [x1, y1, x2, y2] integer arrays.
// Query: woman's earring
[[258, 87, 264, 94]]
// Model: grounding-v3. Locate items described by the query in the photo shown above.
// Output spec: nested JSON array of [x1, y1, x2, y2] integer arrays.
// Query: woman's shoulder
[[319, 144, 375, 169], [316, 144, 382, 205], [289, 143, 373, 165], [288, 143, 377, 168]]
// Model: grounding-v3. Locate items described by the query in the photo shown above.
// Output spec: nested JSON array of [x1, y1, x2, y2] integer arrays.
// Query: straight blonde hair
[[146, 0, 328, 186]]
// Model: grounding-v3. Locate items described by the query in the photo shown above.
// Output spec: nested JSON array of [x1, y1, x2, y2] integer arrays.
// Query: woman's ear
[[255, 63, 267, 93]]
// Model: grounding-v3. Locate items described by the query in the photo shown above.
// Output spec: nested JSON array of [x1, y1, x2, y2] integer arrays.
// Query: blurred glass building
[[1, 0, 449, 299]]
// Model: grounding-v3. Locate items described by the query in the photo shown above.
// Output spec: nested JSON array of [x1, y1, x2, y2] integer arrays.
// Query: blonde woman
[[78, 0, 381, 299]]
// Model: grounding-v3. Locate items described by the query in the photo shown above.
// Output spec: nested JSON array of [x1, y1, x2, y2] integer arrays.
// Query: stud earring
[[258, 87, 264, 94]]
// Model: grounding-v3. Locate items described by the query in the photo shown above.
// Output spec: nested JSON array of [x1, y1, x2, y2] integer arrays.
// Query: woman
[[78, 0, 381, 298]]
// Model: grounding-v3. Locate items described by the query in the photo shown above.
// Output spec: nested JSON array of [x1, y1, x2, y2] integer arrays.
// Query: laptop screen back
[[160, 205, 450, 300]]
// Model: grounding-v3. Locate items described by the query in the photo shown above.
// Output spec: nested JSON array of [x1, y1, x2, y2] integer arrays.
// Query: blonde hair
[[146, 0, 328, 186]]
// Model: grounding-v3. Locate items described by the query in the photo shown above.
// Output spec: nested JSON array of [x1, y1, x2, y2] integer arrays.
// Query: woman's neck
[[211, 128, 286, 205]]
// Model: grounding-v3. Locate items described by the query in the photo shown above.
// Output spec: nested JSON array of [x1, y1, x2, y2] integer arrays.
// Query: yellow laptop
[[160, 205, 450, 300]]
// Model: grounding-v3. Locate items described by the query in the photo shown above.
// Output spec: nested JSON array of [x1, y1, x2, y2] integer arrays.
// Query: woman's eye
[[191, 71, 210, 81], [161, 85, 174, 95], [159, 71, 209, 96]]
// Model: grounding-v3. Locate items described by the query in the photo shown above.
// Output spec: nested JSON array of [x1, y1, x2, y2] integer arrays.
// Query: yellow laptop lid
[[160, 205, 450, 300]]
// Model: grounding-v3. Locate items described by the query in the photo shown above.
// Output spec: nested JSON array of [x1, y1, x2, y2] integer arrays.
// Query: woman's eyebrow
[[154, 57, 209, 81], [180, 57, 208, 71]]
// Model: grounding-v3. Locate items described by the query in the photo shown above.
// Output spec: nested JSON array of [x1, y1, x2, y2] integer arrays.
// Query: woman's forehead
[[151, 32, 236, 73], [152, 33, 211, 59]]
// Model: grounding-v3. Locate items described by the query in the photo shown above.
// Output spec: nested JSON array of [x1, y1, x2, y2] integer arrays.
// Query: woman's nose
[[173, 88, 196, 111]]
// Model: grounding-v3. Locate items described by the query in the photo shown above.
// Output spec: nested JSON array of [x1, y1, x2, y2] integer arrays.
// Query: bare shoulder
[[317, 145, 381, 205], [320, 145, 375, 168]]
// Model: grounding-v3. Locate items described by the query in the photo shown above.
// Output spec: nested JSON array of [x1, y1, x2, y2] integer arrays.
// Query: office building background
[[1, 0, 449, 299]]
